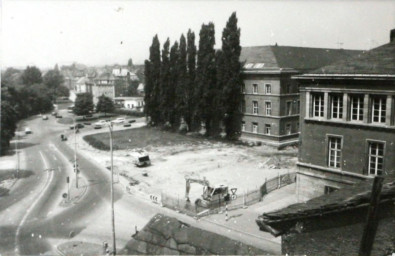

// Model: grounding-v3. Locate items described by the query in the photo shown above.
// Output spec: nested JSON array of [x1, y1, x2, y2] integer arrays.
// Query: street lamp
[[74, 117, 78, 188], [106, 122, 116, 255], [15, 130, 20, 178]]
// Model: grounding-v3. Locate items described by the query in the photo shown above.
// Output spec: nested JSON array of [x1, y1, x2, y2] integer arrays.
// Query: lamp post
[[74, 117, 78, 188], [16, 130, 20, 178], [107, 122, 116, 255]]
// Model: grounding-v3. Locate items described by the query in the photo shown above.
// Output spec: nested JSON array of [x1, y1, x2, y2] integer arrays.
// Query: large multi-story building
[[294, 29, 395, 201], [239, 45, 362, 148]]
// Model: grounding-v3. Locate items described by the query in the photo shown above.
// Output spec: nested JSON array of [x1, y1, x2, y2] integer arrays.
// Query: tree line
[[1, 65, 68, 154], [144, 12, 243, 139]]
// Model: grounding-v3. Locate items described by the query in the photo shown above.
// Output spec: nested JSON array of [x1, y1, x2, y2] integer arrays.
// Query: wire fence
[[160, 172, 296, 217]]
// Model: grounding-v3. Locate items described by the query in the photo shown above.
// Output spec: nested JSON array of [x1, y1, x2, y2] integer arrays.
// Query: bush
[[84, 135, 119, 151]]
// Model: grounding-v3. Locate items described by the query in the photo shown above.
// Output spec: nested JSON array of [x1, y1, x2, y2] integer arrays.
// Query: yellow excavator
[[185, 176, 230, 208]]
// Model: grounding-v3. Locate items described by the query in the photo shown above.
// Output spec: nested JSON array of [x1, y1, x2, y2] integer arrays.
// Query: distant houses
[[62, 64, 144, 106]]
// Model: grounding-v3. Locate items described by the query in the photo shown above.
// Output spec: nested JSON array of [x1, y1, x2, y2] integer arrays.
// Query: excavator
[[185, 176, 230, 208]]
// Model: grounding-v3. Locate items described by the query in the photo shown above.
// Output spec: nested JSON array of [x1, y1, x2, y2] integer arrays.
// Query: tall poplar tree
[[195, 23, 218, 136], [186, 30, 197, 131], [144, 60, 152, 117], [148, 35, 161, 125], [160, 38, 171, 124], [169, 41, 180, 127], [176, 34, 188, 130], [221, 12, 243, 139]]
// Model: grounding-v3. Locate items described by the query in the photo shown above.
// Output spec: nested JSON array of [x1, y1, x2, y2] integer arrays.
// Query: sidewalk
[[201, 183, 297, 244]]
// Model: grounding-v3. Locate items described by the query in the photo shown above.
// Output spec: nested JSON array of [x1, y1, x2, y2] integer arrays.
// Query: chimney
[[391, 28, 395, 43]]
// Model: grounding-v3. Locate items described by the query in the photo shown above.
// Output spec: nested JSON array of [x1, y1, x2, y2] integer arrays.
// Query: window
[[253, 101, 258, 115], [252, 123, 258, 133], [371, 96, 386, 123], [265, 102, 272, 116], [328, 137, 342, 168], [265, 84, 271, 94], [350, 95, 364, 121], [331, 94, 343, 119], [241, 84, 246, 94], [253, 84, 258, 94], [241, 100, 246, 113], [296, 122, 299, 131], [241, 122, 245, 132], [312, 93, 324, 118], [296, 100, 300, 114], [286, 101, 292, 116], [286, 84, 292, 94], [265, 124, 271, 135], [285, 123, 292, 135], [368, 142, 384, 175], [324, 186, 339, 195]]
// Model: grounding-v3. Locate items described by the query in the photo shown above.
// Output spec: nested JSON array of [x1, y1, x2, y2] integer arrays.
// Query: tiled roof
[[256, 176, 395, 236], [302, 42, 395, 75], [240, 45, 363, 72]]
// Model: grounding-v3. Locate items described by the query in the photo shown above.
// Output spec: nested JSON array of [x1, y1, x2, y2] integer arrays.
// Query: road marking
[[14, 151, 54, 254]]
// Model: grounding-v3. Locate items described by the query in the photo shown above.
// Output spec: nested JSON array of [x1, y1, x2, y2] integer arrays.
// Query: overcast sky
[[2, 0, 395, 69]]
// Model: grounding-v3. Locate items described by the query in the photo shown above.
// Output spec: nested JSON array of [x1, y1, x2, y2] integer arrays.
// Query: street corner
[[57, 241, 103, 256]]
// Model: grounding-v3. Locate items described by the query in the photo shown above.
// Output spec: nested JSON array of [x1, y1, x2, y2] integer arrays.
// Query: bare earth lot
[[76, 122, 298, 203]]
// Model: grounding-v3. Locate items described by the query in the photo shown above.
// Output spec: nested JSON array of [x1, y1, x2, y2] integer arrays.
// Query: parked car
[[128, 119, 136, 123], [93, 120, 107, 126], [42, 115, 48, 120], [55, 114, 62, 118], [52, 111, 57, 116], [123, 123, 131, 127], [111, 118, 125, 124], [70, 123, 84, 129], [25, 127, 32, 134]]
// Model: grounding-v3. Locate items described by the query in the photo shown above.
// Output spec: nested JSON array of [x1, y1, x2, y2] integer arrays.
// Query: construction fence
[[161, 172, 296, 217]]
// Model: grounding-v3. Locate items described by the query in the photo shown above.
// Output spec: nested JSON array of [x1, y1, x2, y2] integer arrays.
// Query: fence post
[[277, 173, 280, 189]]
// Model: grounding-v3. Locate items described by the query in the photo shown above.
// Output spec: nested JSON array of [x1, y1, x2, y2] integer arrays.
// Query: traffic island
[[57, 241, 103, 256], [59, 176, 88, 207]]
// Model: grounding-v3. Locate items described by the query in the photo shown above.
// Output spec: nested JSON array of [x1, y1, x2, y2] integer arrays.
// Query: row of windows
[[241, 122, 298, 135], [310, 93, 393, 125], [243, 100, 300, 116], [327, 137, 384, 176], [242, 83, 294, 94]]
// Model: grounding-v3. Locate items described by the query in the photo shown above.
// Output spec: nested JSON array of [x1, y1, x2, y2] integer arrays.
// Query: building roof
[[76, 76, 92, 85], [295, 41, 395, 77], [112, 68, 132, 77], [137, 83, 144, 91], [256, 177, 395, 237], [95, 72, 115, 80], [240, 45, 363, 73]]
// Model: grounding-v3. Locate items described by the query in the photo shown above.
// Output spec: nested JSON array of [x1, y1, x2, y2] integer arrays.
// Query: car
[[42, 115, 48, 120], [70, 123, 84, 130], [93, 124, 103, 129], [111, 118, 125, 124], [128, 119, 136, 123], [55, 114, 62, 118], [25, 127, 32, 134], [52, 111, 57, 116], [123, 123, 131, 127], [129, 150, 151, 167], [93, 120, 108, 126]]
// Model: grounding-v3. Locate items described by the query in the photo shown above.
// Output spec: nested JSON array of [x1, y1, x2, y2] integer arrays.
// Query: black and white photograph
[[1, 0, 394, 255]]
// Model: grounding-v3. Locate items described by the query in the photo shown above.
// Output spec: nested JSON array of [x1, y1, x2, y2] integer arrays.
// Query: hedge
[[83, 135, 119, 151]]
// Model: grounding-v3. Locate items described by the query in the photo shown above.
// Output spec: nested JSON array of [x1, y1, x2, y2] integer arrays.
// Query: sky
[[2, 0, 395, 69]]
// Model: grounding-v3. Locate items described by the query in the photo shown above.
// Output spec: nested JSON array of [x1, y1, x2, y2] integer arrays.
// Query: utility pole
[[16, 131, 20, 178], [108, 123, 116, 255], [74, 118, 78, 188], [359, 176, 384, 256]]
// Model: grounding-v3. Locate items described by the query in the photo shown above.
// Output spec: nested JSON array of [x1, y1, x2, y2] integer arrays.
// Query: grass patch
[[83, 126, 204, 150], [57, 117, 74, 124], [0, 169, 34, 181]]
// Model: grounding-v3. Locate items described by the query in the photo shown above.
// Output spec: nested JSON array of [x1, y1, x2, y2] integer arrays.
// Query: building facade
[[294, 30, 395, 201], [240, 45, 362, 148], [114, 96, 145, 111], [92, 73, 116, 105]]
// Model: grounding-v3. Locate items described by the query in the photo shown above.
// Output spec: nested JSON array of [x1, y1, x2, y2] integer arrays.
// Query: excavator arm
[[185, 177, 209, 201]]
